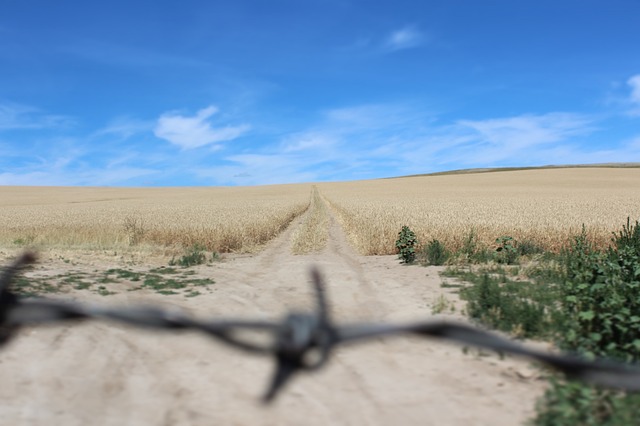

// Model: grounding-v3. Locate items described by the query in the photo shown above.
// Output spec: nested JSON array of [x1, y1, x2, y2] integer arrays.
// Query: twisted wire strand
[[2, 252, 640, 403]]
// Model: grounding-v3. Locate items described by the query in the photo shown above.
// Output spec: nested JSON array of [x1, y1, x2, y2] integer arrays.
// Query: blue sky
[[1, 0, 639, 186]]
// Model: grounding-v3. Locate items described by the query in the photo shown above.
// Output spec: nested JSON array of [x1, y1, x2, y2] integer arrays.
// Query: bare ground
[[0, 202, 548, 425]]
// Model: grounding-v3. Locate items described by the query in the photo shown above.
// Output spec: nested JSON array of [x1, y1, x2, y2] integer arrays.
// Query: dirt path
[[0, 194, 548, 425]]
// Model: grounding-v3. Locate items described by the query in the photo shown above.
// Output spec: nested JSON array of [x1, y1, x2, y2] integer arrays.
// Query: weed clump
[[422, 239, 450, 266], [169, 244, 218, 267]]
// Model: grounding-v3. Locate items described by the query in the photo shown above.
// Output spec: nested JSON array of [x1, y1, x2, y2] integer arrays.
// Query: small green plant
[[12, 234, 35, 246], [423, 239, 450, 266], [395, 226, 418, 264], [431, 294, 455, 314], [170, 244, 208, 267], [518, 239, 545, 257], [453, 229, 492, 263], [462, 229, 477, 255], [97, 285, 115, 296], [458, 270, 559, 339], [495, 236, 519, 264]]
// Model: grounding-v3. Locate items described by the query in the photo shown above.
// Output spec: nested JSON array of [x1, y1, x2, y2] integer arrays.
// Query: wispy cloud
[[628, 74, 640, 116], [383, 26, 424, 51], [93, 117, 154, 140], [0, 102, 74, 131], [458, 113, 592, 152], [154, 106, 250, 150], [230, 106, 607, 183]]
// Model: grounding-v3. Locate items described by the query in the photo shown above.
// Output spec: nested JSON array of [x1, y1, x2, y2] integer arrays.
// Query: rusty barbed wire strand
[[2, 252, 640, 402]]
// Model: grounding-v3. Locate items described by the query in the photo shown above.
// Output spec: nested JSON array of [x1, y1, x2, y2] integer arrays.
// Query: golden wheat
[[0, 184, 311, 253], [318, 168, 640, 255]]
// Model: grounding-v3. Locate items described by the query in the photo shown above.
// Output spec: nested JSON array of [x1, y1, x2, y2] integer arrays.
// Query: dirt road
[[0, 197, 547, 425]]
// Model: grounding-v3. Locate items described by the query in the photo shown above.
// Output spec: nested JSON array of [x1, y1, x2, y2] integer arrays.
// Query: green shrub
[[459, 271, 558, 339], [170, 244, 208, 267], [534, 380, 640, 426], [518, 239, 545, 257], [494, 236, 519, 264], [395, 226, 418, 264], [423, 239, 450, 266], [559, 223, 640, 362], [453, 229, 493, 263], [535, 219, 640, 425]]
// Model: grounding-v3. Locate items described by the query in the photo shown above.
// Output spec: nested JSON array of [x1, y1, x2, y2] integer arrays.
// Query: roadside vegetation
[[423, 218, 640, 425]]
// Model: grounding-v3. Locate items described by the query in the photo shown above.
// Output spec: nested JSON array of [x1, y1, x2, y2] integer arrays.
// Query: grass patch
[[6, 265, 215, 298]]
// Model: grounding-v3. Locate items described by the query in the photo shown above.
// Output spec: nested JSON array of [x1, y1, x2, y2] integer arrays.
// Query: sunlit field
[[2, 168, 639, 256], [0, 184, 312, 253], [318, 168, 640, 255]]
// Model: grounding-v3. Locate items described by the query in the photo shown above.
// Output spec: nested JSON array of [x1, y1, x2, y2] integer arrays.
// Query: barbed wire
[[2, 252, 640, 403]]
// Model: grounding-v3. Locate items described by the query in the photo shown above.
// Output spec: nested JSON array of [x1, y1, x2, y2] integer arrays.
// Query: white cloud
[[0, 103, 74, 131], [154, 106, 250, 149], [628, 75, 640, 104], [628, 74, 640, 116], [458, 113, 592, 150], [383, 26, 424, 51], [94, 117, 153, 139]]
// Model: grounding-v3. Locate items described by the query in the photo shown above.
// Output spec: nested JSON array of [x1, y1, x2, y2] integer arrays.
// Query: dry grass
[[3, 168, 639, 258], [318, 168, 640, 255], [290, 186, 329, 254], [0, 184, 311, 254]]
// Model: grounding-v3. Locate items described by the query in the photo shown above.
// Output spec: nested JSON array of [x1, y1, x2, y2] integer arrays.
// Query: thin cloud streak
[[93, 117, 154, 140], [0, 102, 74, 131]]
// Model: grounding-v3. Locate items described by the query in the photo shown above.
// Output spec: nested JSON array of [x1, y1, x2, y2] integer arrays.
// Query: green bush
[[170, 244, 208, 267], [461, 273, 554, 338], [452, 229, 492, 263], [395, 226, 418, 264], [518, 239, 545, 257], [535, 218, 640, 425], [534, 380, 640, 426], [423, 239, 449, 266], [495, 236, 519, 264], [559, 223, 640, 362]]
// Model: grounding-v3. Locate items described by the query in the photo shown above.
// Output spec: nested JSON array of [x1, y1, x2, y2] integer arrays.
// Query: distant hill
[[390, 163, 640, 179]]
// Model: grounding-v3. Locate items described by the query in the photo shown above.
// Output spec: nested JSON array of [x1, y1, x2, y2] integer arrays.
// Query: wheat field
[[0, 184, 312, 253], [318, 168, 640, 255], [1, 168, 639, 256]]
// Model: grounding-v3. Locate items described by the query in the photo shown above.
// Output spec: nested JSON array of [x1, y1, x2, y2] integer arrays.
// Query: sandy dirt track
[[0, 202, 548, 425]]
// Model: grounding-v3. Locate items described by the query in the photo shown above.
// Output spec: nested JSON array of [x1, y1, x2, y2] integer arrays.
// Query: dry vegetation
[[0, 184, 311, 254], [2, 168, 639, 258], [290, 186, 329, 254], [318, 168, 640, 255]]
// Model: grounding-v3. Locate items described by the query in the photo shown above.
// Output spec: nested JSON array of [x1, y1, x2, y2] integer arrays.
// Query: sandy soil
[[0, 205, 548, 425]]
